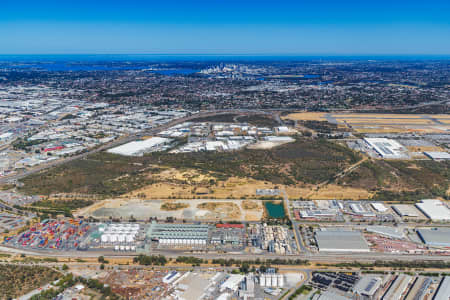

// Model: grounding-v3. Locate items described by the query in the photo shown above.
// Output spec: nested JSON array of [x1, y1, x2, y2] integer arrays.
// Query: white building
[[415, 199, 450, 221], [371, 202, 388, 212], [363, 138, 407, 159], [107, 137, 172, 156]]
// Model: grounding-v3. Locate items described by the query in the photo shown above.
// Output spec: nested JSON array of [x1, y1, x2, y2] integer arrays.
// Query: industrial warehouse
[[147, 222, 210, 247], [415, 199, 450, 222], [363, 138, 408, 159], [416, 227, 450, 248], [314, 230, 370, 252], [107, 136, 173, 156]]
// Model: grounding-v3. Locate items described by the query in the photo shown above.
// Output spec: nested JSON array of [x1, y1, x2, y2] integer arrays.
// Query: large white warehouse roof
[[415, 199, 450, 221], [107, 137, 172, 156], [363, 138, 407, 159]]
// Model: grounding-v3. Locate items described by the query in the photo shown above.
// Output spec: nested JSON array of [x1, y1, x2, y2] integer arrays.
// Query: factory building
[[424, 151, 450, 161], [381, 275, 412, 300], [415, 199, 450, 222], [366, 226, 405, 240], [433, 276, 450, 300], [353, 276, 382, 300], [417, 227, 450, 248], [220, 274, 245, 293], [350, 203, 376, 217], [370, 202, 388, 213], [392, 205, 420, 218], [315, 230, 370, 252], [147, 222, 210, 246], [107, 137, 172, 156], [363, 138, 407, 159], [405, 277, 432, 300]]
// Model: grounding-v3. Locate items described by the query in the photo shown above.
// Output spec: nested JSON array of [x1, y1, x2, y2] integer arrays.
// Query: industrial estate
[[0, 57, 448, 300]]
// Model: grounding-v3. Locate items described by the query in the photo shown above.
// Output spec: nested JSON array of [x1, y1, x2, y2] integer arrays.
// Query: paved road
[[0, 109, 274, 184], [18, 283, 54, 300], [2, 244, 450, 263], [281, 188, 306, 254]]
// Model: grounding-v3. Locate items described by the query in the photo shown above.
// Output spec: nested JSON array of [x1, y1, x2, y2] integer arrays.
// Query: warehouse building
[[433, 276, 450, 300], [315, 230, 370, 252], [363, 138, 408, 159], [424, 151, 450, 161], [415, 199, 450, 222], [416, 227, 450, 248], [371, 202, 388, 213], [392, 205, 420, 218], [353, 276, 382, 300], [350, 203, 376, 217], [147, 222, 210, 246], [366, 226, 405, 240], [107, 137, 172, 156], [382, 275, 412, 300]]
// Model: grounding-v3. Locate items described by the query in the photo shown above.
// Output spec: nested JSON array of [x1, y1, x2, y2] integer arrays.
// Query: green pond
[[265, 202, 285, 218]]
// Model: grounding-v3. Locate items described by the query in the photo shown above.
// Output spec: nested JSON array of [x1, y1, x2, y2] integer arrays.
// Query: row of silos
[[259, 274, 284, 288], [100, 233, 135, 243], [159, 238, 206, 245]]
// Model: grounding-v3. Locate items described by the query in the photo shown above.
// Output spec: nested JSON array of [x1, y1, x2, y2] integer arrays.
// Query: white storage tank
[[259, 275, 266, 287], [265, 275, 271, 287], [110, 234, 118, 243], [101, 234, 109, 243], [271, 275, 277, 287], [118, 234, 125, 243], [278, 275, 284, 287]]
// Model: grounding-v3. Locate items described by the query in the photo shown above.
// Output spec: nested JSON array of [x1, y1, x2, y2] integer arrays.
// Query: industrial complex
[[314, 230, 370, 253]]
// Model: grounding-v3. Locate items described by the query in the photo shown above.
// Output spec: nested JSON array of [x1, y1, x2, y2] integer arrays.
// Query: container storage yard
[[4, 219, 90, 250]]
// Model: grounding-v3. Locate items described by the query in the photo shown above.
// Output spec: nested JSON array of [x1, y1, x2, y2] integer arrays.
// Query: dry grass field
[[334, 113, 425, 118], [406, 146, 446, 152], [282, 112, 326, 121], [285, 185, 372, 200], [345, 118, 434, 124], [353, 126, 447, 134], [128, 173, 284, 199], [283, 112, 450, 133]]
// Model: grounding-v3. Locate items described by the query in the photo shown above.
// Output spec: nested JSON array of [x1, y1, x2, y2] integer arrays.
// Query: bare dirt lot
[[76, 198, 264, 221]]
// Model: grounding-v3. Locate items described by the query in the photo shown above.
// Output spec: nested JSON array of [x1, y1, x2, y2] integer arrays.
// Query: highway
[[1, 244, 450, 263]]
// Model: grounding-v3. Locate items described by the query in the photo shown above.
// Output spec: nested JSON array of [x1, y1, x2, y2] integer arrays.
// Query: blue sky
[[1, 0, 449, 55]]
